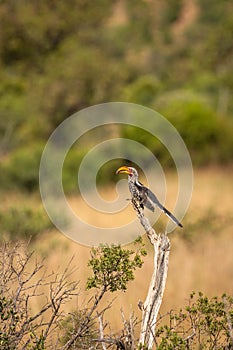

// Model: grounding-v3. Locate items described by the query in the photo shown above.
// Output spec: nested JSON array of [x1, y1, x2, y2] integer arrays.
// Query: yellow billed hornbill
[[116, 166, 183, 228]]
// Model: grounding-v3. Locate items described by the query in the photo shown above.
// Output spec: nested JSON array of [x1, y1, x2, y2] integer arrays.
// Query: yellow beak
[[116, 166, 131, 175]]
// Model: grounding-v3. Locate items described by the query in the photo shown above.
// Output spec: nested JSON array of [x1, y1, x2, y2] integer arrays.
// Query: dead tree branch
[[0, 242, 80, 349], [131, 199, 170, 349]]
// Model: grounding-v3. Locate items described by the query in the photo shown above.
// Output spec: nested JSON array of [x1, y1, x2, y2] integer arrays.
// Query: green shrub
[[155, 292, 233, 349], [121, 124, 175, 168], [0, 206, 52, 241], [59, 310, 99, 349], [160, 96, 233, 165], [96, 158, 125, 186], [120, 93, 233, 167], [122, 75, 162, 106], [62, 147, 88, 194], [86, 239, 147, 292], [62, 148, 124, 193], [139, 91, 233, 166], [1, 144, 88, 194], [2, 143, 44, 192]]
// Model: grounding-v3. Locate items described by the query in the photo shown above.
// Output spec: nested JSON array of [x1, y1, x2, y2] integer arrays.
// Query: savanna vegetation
[[0, 0, 232, 348], [0, 0, 233, 196]]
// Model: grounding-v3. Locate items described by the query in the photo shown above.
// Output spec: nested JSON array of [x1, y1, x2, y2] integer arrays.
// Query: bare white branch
[[98, 313, 107, 350], [132, 199, 170, 349]]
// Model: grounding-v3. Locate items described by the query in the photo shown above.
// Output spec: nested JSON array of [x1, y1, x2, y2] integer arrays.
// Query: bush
[[59, 310, 100, 349], [1, 143, 44, 192], [0, 243, 232, 349], [132, 91, 233, 166], [0, 243, 79, 349], [1, 144, 89, 194], [0, 206, 52, 241], [59, 239, 147, 349], [155, 292, 233, 349], [63, 148, 123, 193], [122, 75, 162, 106], [86, 241, 147, 292], [120, 123, 175, 168], [159, 94, 233, 165], [62, 147, 89, 194]]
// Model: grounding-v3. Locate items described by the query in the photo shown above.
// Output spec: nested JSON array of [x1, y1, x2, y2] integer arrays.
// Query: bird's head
[[116, 166, 138, 178]]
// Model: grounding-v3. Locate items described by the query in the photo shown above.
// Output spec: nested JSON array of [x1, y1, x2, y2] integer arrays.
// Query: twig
[[0, 243, 80, 349], [184, 329, 196, 349], [93, 337, 126, 349]]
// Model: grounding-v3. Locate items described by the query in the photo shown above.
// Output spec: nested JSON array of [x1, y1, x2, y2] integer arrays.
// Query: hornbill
[[116, 166, 183, 228]]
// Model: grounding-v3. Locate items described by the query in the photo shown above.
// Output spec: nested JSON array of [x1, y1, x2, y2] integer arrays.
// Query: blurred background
[[0, 0, 232, 331]]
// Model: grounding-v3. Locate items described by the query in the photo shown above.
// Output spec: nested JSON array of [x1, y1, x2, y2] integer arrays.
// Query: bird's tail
[[159, 204, 183, 228], [146, 188, 183, 227]]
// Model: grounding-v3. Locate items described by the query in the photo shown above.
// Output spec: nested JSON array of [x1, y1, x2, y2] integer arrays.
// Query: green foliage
[[0, 296, 21, 350], [122, 75, 162, 106], [0, 206, 52, 241], [0, 244, 232, 349], [121, 123, 173, 167], [192, 0, 233, 71], [160, 0, 183, 25], [0, 74, 28, 153], [86, 239, 147, 292], [1, 144, 44, 192], [155, 292, 233, 349], [0, 0, 232, 196], [0, 296, 22, 350], [63, 146, 123, 193], [62, 147, 88, 194], [0, 1, 113, 68], [96, 160, 122, 185], [28, 333, 45, 350], [125, 0, 153, 45], [59, 310, 100, 349], [159, 94, 233, 165], [121, 90, 233, 167], [180, 209, 233, 244]]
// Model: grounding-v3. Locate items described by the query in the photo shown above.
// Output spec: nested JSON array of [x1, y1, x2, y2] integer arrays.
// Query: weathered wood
[[132, 199, 170, 349]]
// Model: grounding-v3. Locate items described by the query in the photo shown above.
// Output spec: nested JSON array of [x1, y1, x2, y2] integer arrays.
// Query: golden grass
[[3, 166, 233, 332]]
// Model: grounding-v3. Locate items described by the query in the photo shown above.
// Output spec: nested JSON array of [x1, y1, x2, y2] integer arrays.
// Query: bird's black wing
[[142, 186, 161, 212], [132, 181, 151, 211], [142, 186, 183, 228]]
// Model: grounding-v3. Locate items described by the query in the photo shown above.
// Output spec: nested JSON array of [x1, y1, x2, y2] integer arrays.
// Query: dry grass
[[3, 166, 233, 332]]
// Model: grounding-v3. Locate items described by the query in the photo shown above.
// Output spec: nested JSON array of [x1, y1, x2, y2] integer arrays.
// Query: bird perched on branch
[[116, 166, 183, 228]]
